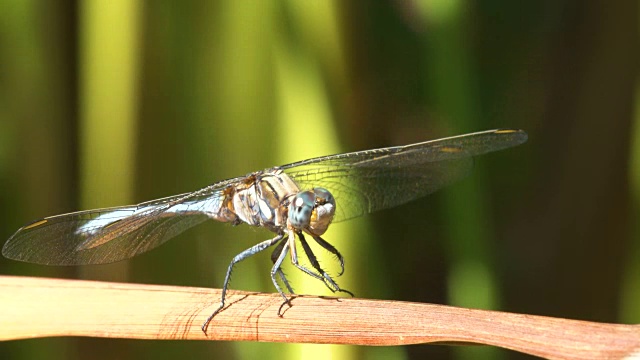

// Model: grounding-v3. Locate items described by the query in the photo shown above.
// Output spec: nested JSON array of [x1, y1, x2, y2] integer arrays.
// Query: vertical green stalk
[[274, 17, 346, 360], [79, 0, 140, 207], [191, 1, 279, 359], [78, 0, 141, 285], [0, 2, 76, 359], [620, 69, 640, 323], [416, 1, 501, 359], [272, 2, 355, 359]]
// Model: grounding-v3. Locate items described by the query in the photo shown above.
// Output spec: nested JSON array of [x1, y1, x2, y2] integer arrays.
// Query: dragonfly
[[3, 128, 527, 332]]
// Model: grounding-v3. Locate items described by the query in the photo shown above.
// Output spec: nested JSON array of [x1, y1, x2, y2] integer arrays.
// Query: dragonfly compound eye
[[288, 190, 315, 230], [307, 187, 336, 236]]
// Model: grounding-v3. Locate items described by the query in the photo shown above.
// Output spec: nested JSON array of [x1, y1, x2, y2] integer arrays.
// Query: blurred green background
[[0, 1, 637, 359]]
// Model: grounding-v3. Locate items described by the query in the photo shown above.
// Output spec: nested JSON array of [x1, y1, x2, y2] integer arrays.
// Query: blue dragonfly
[[3, 128, 527, 331]]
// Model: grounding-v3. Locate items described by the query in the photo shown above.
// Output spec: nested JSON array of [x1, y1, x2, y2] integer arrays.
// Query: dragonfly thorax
[[288, 187, 336, 236]]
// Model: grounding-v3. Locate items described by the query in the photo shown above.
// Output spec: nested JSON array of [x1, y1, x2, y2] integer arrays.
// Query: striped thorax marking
[[222, 169, 300, 231]]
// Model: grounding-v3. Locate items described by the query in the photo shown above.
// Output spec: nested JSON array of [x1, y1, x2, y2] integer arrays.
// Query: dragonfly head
[[288, 187, 336, 236]]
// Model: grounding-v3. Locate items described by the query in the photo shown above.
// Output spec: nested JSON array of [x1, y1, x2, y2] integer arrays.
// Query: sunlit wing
[[1, 176, 246, 265], [282, 129, 527, 223], [2, 129, 526, 266]]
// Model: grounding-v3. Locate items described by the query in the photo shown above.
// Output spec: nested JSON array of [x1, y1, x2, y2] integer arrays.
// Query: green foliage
[[0, 1, 636, 359]]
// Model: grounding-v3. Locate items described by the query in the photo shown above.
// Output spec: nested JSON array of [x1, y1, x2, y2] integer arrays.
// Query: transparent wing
[[2, 176, 247, 265], [282, 129, 527, 223], [3, 129, 526, 266]]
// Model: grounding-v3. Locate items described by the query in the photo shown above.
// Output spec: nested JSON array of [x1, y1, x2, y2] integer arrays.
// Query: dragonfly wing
[[282, 129, 527, 223], [286, 157, 473, 223], [1, 184, 235, 265]]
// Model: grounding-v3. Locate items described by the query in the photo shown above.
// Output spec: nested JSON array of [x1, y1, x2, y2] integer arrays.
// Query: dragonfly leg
[[294, 233, 354, 297], [202, 233, 285, 333], [270, 239, 295, 294], [271, 236, 295, 307], [311, 235, 345, 276], [288, 237, 326, 283]]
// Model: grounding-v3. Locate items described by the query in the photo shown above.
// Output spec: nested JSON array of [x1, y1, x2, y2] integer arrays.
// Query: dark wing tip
[[494, 128, 528, 145]]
